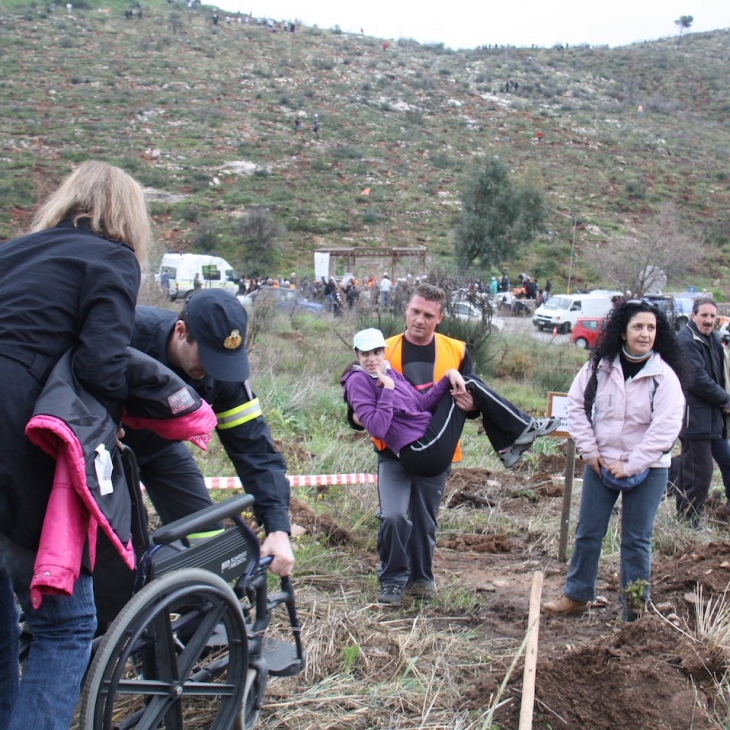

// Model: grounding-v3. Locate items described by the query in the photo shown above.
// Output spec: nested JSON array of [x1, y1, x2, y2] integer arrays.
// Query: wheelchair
[[23, 447, 305, 730]]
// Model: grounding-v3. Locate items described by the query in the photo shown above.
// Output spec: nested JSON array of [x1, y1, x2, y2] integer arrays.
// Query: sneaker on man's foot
[[408, 580, 436, 602], [515, 416, 561, 445], [499, 441, 533, 469], [542, 594, 589, 615], [377, 584, 404, 605]]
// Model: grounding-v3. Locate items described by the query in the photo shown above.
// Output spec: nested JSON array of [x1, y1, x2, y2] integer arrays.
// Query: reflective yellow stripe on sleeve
[[216, 398, 262, 430]]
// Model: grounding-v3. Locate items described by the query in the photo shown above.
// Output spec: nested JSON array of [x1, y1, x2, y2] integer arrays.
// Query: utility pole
[[567, 213, 577, 294]]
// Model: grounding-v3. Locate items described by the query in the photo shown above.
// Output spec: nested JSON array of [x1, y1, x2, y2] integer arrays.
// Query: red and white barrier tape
[[203, 473, 378, 490]]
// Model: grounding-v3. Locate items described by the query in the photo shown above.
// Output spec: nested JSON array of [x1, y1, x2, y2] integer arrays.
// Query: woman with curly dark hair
[[544, 300, 686, 621], [590, 300, 688, 382]]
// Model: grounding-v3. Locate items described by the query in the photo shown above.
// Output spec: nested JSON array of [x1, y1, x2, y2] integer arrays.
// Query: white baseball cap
[[353, 328, 387, 351]]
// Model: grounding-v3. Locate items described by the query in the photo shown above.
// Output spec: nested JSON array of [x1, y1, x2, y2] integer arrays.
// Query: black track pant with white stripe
[[397, 375, 531, 477]]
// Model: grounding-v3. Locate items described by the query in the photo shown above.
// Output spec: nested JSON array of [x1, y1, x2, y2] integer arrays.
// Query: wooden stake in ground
[[558, 439, 576, 562], [519, 571, 543, 730]]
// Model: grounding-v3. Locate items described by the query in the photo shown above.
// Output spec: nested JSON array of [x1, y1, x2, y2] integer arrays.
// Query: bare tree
[[589, 204, 702, 298]]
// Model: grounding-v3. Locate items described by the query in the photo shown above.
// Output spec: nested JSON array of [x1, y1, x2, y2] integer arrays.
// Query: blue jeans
[[564, 466, 667, 620], [0, 536, 96, 730]]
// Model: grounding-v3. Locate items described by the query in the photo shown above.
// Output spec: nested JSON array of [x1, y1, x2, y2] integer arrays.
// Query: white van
[[159, 253, 240, 301], [532, 291, 620, 334]]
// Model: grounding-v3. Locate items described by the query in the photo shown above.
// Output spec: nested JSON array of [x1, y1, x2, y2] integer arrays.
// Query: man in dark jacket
[[125, 289, 294, 576], [671, 297, 730, 524]]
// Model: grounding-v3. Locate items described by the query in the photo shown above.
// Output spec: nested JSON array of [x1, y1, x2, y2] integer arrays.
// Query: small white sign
[[547, 392, 570, 439], [314, 251, 330, 281]]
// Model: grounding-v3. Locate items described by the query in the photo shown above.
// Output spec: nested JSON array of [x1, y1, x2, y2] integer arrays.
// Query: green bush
[[331, 146, 363, 160], [485, 335, 586, 393], [191, 218, 227, 251], [176, 203, 202, 223], [0, 176, 34, 208], [313, 58, 334, 71]]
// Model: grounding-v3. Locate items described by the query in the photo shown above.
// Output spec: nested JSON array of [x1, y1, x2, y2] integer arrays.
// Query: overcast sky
[[214, 0, 728, 49]]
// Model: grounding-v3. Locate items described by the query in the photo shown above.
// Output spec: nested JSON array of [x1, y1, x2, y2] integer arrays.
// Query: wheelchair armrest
[[151, 493, 256, 545]]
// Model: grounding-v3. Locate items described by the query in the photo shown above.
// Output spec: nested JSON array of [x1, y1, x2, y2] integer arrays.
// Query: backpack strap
[[583, 366, 600, 426]]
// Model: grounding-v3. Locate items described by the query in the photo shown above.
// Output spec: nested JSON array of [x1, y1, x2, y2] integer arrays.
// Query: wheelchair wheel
[[79, 568, 248, 730], [234, 667, 264, 730]]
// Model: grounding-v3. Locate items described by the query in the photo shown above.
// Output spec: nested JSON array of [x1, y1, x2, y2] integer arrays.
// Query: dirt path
[[289, 463, 730, 729], [442, 470, 729, 730]]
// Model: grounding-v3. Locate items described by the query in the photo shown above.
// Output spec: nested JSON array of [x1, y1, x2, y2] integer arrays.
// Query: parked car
[[642, 294, 696, 331], [239, 286, 324, 315], [570, 317, 606, 349], [449, 299, 506, 331], [452, 300, 485, 321]]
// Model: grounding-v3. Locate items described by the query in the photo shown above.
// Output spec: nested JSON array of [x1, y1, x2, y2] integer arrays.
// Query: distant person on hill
[[312, 114, 320, 140], [323, 276, 336, 311], [345, 279, 359, 309], [160, 267, 170, 295], [294, 116, 301, 133], [379, 273, 392, 308], [332, 283, 344, 317]]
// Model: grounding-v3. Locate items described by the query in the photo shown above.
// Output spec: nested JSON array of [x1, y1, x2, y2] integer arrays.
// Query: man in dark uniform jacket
[[126, 289, 294, 575]]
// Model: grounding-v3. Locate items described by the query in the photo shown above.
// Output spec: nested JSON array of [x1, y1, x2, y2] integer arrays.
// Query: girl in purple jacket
[[342, 328, 536, 477]]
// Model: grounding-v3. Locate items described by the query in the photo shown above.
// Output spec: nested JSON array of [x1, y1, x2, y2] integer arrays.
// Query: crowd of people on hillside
[[246, 273, 465, 316], [241, 272, 423, 316], [239, 270, 555, 318]]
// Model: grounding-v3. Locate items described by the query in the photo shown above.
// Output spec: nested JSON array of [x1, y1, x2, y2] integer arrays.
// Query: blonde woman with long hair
[[0, 161, 150, 729]]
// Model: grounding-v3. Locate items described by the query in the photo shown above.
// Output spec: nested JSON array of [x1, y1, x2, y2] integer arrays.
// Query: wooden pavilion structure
[[314, 246, 428, 281]]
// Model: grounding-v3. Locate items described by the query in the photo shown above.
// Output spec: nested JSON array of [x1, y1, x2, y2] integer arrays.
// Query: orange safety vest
[[372, 332, 467, 462]]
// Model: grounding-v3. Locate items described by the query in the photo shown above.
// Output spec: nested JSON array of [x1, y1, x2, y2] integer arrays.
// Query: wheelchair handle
[[152, 493, 255, 545]]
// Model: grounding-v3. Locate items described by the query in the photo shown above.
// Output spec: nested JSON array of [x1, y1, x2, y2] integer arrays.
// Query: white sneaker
[[499, 441, 533, 469], [515, 416, 560, 445]]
